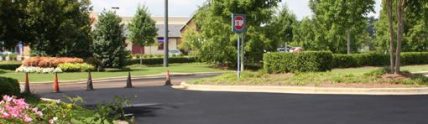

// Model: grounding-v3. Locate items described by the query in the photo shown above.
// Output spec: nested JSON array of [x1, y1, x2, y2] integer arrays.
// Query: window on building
[[158, 43, 164, 50], [158, 37, 164, 50]]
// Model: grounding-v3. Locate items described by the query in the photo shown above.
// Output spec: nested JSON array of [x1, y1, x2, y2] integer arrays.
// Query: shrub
[[0, 61, 22, 70], [0, 77, 20, 96], [128, 56, 196, 65], [15, 67, 62, 73], [0, 95, 43, 123], [263, 51, 333, 73], [332, 52, 428, 68], [401, 52, 428, 65], [22, 57, 84, 67], [58, 63, 95, 72]]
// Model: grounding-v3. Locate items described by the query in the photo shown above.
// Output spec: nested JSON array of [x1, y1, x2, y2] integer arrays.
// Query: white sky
[[91, 0, 382, 20]]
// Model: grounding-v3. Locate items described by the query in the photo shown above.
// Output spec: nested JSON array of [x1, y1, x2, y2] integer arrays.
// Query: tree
[[0, 0, 26, 48], [395, 0, 405, 74], [185, 0, 281, 66], [377, 0, 427, 73], [309, 0, 375, 53], [267, 4, 297, 49], [376, 0, 428, 52], [92, 11, 127, 69], [127, 5, 157, 64], [293, 17, 322, 50], [386, 0, 396, 73], [24, 0, 92, 57]]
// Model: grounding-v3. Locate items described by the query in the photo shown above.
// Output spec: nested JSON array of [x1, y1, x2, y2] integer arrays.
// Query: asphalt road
[[34, 74, 428, 124]]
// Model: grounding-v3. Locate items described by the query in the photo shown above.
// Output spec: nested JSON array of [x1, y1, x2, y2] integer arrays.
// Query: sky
[[91, 0, 382, 20]]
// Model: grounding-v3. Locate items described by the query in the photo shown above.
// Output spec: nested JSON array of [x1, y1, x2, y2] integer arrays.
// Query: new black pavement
[[39, 86, 428, 124]]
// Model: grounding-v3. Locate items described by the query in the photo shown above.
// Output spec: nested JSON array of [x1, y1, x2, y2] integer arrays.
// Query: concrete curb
[[174, 82, 428, 95]]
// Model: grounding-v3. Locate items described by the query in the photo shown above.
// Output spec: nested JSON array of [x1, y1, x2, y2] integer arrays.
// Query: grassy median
[[189, 65, 428, 88]]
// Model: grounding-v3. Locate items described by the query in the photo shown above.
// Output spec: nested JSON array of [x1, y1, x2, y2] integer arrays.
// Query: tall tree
[[376, 0, 428, 52], [394, 0, 405, 74], [386, 0, 396, 73], [0, 0, 26, 48], [267, 4, 297, 49], [127, 5, 157, 64], [24, 0, 92, 57], [309, 0, 375, 53], [185, 0, 281, 66], [92, 11, 127, 69], [293, 17, 324, 50]]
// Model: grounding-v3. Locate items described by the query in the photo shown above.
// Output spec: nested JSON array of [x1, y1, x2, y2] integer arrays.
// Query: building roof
[[90, 12, 190, 38], [156, 24, 184, 38]]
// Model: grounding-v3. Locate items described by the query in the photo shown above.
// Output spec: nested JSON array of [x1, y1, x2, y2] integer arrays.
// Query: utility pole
[[163, 0, 169, 67]]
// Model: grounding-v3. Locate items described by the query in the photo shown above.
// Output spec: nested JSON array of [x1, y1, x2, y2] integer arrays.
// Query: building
[[121, 16, 190, 55]]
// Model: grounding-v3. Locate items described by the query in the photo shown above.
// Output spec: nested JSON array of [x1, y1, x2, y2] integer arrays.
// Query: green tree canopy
[[0, 0, 27, 48], [309, 0, 375, 53], [92, 11, 127, 69], [184, 0, 281, 65], [24, 0, 93, 57], [127, 5, 157, 46], [266, 4, 297, 49], [375, 0, 428, 52]]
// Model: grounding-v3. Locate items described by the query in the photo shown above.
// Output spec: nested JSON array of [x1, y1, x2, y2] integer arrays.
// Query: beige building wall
[[144, 38, 179, 55]]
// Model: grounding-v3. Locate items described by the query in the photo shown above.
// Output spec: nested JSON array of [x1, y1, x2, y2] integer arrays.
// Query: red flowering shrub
[[22, 57, 84, 67]]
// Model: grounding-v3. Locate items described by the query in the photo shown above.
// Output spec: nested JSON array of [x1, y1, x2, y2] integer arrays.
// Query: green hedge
[[0, 77, 20, 96], [58, 63, 95, 72], [332, 53, 389, 68], [401, 52, 428, 65], [263, 51, 333, 73], [0, 61, 21, 70], [128, 57, 196, 65], [332, 52, 428, 68]]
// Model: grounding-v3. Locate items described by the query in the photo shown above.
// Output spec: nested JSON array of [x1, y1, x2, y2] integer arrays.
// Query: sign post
[[232, 14, 246, 79]]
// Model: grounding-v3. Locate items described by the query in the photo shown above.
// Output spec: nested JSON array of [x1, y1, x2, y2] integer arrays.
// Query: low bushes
[[263, 51, 333, 73], [401, 52, 428, 65], [332, 52, 428, 68], [58, 63, 95, 72], [0, 77, 20, 96], [22, 57, 84, 67], [15, 67, 63, 73], [0, 61, 21, 70], [128, 57, 196, 65]]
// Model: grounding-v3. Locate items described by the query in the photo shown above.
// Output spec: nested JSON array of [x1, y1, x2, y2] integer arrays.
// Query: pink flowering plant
[[0, 95, 43, 124]]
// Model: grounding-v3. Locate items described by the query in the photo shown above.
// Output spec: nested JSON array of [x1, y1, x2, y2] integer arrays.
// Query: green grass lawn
[[190, 64, 428, 87], [0, 63, 225, 83]]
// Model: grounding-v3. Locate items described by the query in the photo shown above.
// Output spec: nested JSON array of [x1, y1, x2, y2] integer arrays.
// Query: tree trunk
[[346, 29, 351, 54], [386, 0, 395, 73], [395, 0, 405, 74], [140, 48, 143, 65]]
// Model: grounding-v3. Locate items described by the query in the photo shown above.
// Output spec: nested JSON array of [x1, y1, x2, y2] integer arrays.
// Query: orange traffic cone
[[164, 70, 172, 86], [24, 72, 31, 94], [125, 71, 133, 88], [87, 71, 94, 91], [53, 72, 60, 93]]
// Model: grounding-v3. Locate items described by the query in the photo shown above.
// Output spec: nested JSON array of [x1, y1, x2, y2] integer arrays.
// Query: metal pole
[[241, 34, 245, 72], [163, 0, 169, 67], [237, 34, 241, 79]]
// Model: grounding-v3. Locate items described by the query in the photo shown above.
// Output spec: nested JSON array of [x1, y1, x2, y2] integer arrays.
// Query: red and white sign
[[232, 14, 246, 33], [234, 16, 245, 30]]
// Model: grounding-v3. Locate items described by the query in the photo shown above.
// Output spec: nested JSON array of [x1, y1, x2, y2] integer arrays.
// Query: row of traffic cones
[[23, 70, 173, 93]]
